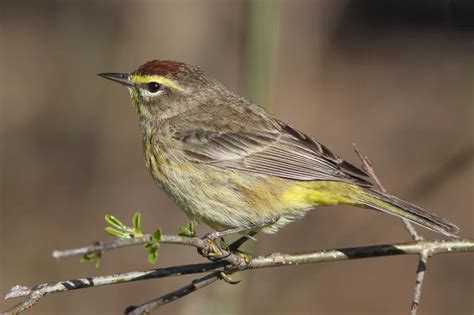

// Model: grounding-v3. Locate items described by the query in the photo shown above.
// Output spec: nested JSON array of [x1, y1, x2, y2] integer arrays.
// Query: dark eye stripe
[[146, 82, 161, 93]]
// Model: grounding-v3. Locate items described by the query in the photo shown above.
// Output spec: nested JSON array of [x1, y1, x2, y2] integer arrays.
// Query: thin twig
[[4, 239, 473, 315], [411, 250, 429, 315], [353, 143, 422, 241], [53, 234, 245, 268], [125, 271, 222, 315], [52, 237, 151, 259], [353, 143, 430, 315], [53, 235, 204, 259]]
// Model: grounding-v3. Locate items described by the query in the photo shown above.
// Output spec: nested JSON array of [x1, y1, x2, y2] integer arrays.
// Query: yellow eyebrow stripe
[[130, 74, 184, 92]]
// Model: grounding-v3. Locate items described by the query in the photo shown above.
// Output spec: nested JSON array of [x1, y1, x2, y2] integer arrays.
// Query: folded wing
[[170, 110, 371, 186]]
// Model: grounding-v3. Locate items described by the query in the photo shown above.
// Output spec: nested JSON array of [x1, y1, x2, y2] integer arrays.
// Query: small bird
[[99, 60, 459, 238]]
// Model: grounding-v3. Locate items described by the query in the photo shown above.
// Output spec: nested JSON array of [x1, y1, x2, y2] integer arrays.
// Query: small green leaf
[[105, 227, 129, 238], [178, 221, 195, 237], [187, 221, 195, 235], [80, 254, 91, 263], [152, 228, 161, 241], [147, 250, 158, 264], [132, 212, 141, 230], [105, 214, 126, 230], [80, 252, 101, 268]]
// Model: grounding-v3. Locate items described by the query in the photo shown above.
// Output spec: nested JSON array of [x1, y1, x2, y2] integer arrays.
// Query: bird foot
[[198, 235, 229, 260]]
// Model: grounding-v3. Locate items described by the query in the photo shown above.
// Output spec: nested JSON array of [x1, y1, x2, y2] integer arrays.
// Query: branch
[[4, 239, 473, 315], [3, 261, 226, 315], [53, 235, 205, 258], [125, 271, 222, 315], [52, 234, 246, 269]]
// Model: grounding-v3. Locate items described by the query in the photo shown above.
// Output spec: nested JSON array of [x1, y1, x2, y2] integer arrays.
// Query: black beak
[[97, 72, 132, 87]]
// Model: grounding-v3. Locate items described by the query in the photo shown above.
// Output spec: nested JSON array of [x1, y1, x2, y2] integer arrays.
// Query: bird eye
[[146, 82, 161, 93]]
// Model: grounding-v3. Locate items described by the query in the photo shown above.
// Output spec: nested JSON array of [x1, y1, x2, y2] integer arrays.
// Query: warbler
[[99, 60, 459, 237]]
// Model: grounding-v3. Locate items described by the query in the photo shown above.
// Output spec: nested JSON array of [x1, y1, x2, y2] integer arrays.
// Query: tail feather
[[355, 188, 460, 237]]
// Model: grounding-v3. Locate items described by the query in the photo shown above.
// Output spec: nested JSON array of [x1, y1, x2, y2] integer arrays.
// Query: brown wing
[[169, 109, 371, 186]]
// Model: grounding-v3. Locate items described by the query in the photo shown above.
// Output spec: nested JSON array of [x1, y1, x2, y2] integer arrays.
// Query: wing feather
[[169, 111, 370, 186]]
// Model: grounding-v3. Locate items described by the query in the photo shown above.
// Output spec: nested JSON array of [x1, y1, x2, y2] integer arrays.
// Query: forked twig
[[353, 143, 429, 315], [353, 144, 422, 241]]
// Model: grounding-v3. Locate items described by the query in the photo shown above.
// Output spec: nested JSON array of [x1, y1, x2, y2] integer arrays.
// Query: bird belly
[[145, 148, 321, 233]]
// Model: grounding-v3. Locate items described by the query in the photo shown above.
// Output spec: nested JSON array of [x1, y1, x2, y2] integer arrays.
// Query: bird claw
[[198, 237, 228, 260], [219, 271, 240, 285]]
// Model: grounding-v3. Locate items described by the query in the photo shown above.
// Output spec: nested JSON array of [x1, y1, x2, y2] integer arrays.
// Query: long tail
[[353, 187, 460, 237]]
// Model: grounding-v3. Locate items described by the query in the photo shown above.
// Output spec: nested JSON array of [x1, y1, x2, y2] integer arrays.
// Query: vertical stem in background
[[244, 0, 279, 109], [212, 1, 280, 314]]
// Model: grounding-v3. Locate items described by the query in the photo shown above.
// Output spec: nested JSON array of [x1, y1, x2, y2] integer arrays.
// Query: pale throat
[[128, 88, 154, 119]]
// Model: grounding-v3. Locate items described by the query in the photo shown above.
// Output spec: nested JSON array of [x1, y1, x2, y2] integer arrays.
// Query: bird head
[[99, 60, 222, 121]]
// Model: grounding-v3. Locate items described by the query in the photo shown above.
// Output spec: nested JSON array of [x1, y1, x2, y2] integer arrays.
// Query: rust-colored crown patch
[[135, 60, 184, 77]]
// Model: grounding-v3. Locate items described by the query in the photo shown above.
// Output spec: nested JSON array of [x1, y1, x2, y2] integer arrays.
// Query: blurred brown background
[[1, 0, 473, 314]]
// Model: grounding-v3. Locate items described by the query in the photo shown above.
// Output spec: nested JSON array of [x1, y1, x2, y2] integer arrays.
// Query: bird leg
[[205, 226, 255, 241], [229, 231, 258, 252], [205, 215, 279, 242], [201, 216, 279, 258]]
